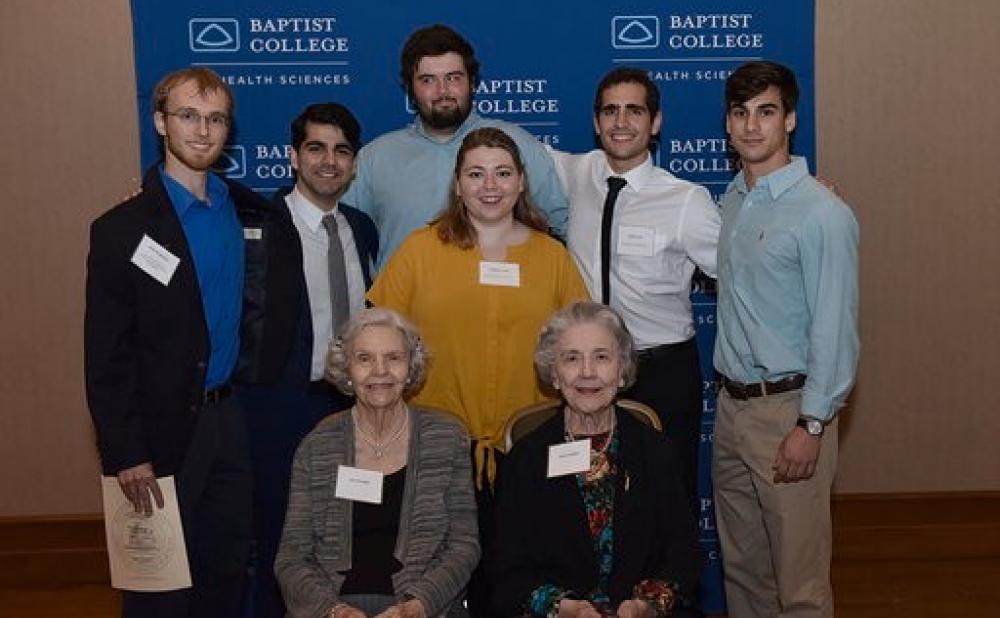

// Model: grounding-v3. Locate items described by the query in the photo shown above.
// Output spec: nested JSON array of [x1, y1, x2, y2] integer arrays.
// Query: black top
[[340, 466, 407, 595], [491, 409, 702, 615]]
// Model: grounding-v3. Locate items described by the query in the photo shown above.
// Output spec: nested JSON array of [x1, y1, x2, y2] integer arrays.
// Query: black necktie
[[600, 176, 628, 305]]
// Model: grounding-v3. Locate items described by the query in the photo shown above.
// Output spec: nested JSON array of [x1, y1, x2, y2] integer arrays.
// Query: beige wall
[[816, 1, 1000, 492], [1, 0, 139, 516], [1, 0, 997, 516]]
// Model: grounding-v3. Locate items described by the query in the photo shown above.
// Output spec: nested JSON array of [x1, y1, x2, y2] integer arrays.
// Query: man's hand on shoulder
[[772, 426, 821, 483], [120, 177, 143, 202], [117, 462, 164, 516], [815, 174, 842, 198]]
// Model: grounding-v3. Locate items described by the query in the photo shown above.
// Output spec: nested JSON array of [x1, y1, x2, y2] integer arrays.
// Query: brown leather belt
[[721, 373, 806, 400]]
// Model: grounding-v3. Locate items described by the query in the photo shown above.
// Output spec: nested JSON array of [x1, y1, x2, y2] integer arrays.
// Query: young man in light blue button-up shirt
[[712, 61, 859, 618]]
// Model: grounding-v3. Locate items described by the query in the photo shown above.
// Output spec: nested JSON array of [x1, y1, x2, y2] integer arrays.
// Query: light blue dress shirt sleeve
[[799, 199, 860, 419], [509, 129, 569, 238]]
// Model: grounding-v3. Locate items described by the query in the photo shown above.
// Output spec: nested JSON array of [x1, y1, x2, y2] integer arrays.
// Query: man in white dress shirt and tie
[[551, 68, 721, 511]]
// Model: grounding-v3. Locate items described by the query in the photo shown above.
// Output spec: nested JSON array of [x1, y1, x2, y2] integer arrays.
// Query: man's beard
[[419, 96, 472, 131]]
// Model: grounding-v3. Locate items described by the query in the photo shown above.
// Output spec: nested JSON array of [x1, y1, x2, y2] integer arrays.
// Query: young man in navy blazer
[[85, 67, 301, 617], [238, 102, 378, 618]]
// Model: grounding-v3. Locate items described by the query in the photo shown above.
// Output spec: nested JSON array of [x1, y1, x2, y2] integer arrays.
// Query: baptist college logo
[[612, 16, 659, 49], [213, 146, 246, 178], [189, 18, 240, 52]]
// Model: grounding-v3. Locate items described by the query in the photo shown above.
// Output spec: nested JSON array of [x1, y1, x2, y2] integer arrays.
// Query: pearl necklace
[[353, 406, 406, 459]]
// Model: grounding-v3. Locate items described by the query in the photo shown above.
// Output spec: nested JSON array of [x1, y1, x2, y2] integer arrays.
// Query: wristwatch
[[796, 417, 825, 437]]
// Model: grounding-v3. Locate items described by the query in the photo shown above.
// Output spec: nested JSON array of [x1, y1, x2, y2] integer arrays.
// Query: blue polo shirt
[[161, 166, 244, 388]]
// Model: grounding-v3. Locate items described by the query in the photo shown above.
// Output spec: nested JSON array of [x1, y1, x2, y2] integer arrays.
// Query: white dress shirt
[[554, 149, 720, 349], [285, 188, 366, 380]]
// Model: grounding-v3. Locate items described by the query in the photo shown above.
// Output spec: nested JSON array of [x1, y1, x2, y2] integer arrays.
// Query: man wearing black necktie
[[551, 68, 721, 512], [237, 103, 378, 618]]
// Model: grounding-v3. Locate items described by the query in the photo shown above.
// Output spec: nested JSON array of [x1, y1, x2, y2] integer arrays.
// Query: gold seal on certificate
[[101, 476, 192, 591]]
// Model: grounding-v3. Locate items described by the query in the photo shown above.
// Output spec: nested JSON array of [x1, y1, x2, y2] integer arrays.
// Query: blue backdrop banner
[[130, 1, 815, 613]]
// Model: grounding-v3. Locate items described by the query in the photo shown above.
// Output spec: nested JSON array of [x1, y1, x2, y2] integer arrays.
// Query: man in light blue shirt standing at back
[[712, 61, 859, 618], [342, 24, 568, 269]]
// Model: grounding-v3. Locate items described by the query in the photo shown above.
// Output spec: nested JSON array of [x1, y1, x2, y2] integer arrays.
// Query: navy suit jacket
[[85, 165, 295, 476], [235, 188, 380, 493], [267, 187, 378, 375]]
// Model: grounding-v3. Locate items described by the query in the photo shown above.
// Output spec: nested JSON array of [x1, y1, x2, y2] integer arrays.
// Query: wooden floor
[[1, 557, 997, 618]]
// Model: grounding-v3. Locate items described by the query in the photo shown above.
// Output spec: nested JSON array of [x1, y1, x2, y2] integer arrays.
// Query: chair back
[[502, 400, 561, 453], [617, 398, 663, 432], [503, 398, 662, 452]]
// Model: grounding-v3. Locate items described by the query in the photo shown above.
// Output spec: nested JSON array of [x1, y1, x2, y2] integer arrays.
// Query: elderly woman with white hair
[[493, 301, 701, 618], [275, 308, 480, 618]]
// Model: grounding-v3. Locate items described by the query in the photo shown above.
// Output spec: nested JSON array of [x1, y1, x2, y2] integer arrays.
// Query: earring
[[346, 379, 353, 387]]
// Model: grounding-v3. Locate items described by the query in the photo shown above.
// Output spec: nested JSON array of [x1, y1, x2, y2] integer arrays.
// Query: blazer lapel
[[541, 415, 599, 577], [142, 168, 207, 330]]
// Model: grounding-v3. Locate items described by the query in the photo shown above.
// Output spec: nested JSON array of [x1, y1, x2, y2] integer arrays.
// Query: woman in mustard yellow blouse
[[368, 126, 587, 614]]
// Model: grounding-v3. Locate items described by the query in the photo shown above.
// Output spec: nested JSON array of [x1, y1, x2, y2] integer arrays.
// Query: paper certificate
[[101, 476, 191, 591]]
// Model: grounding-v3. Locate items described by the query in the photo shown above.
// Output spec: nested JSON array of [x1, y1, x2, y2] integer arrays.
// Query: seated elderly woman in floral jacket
[[492, 301, 701, 618]]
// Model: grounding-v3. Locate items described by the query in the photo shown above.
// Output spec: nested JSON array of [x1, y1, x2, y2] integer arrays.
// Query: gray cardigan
[[275, 407, 480, 618]]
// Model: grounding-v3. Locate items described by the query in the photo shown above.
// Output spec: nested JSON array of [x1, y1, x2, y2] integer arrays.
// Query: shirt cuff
[[800, 387, 839, 422]]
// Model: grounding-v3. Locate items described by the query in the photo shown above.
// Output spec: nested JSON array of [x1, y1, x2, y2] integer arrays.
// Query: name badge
[[243, 227, 263, 240], [334, 465, 384, 504], [617, 226, 655, 257], [131, 234, 179, 286], [479, 261, 521, 287], [547, 439, 591, 478]]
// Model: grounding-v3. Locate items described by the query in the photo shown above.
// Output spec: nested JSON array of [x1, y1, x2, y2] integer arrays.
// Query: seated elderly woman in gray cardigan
[[275, 308, 480, 618]]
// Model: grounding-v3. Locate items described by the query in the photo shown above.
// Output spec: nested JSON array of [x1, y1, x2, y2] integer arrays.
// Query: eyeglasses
[[164, 107, 231, 129]]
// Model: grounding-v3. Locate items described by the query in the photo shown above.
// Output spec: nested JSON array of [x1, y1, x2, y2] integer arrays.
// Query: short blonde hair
[[152, 67, 234, 115], [326, 308, 428, 397], [534, 301, 638, 389]]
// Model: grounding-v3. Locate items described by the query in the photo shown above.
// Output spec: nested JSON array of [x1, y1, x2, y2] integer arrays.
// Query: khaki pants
[[713, 388, 838, 618]]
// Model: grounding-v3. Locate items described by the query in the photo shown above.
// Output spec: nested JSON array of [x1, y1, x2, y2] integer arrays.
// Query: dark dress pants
[[121, 394, 253, 618], [622, 337, 703, 516], [240, 378, 352, 618], [467, 446, 505, 618]]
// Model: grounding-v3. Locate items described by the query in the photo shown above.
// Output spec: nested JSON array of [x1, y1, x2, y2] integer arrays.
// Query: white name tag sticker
[[131, 234, 180, 286], [243, 227, 263, 240], [617, 226, 655, 257], [479, 261, 521, 287], [334, 465, 384, 504], [547, 439, 591, 478]]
